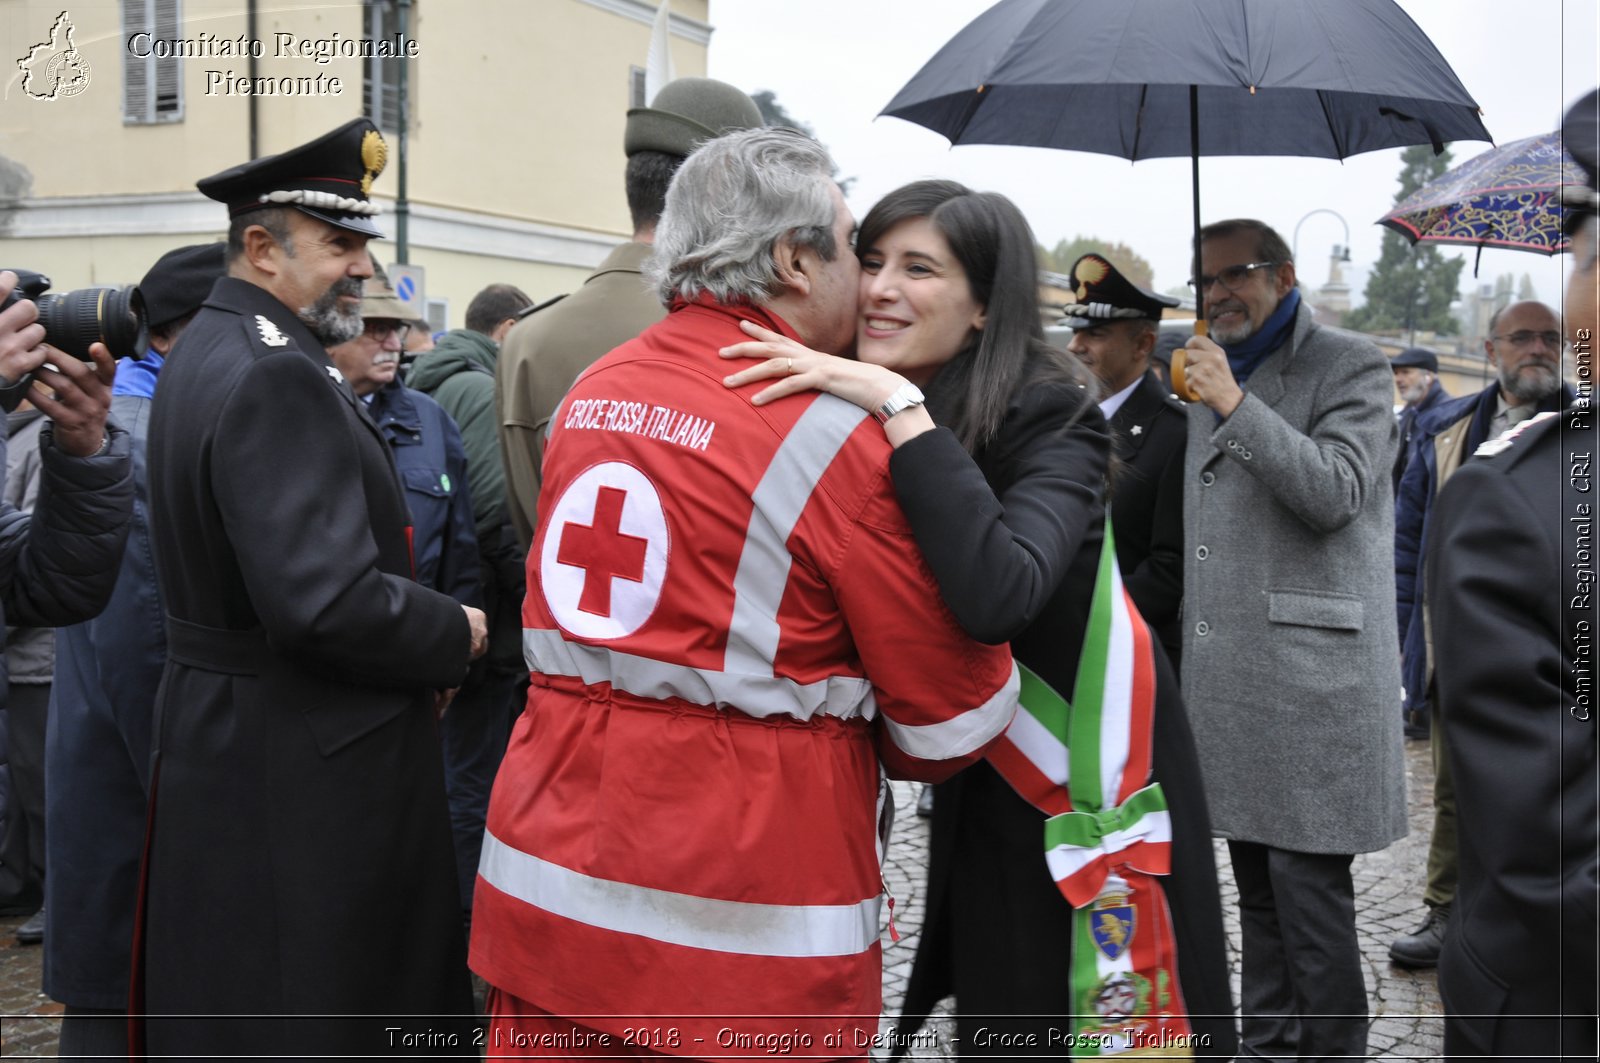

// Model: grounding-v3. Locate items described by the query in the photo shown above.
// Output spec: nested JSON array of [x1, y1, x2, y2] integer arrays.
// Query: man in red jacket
[[471, 128, 1019, 1057]]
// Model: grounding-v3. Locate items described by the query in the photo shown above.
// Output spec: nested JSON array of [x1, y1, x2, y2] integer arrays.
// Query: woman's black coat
[[890, 368, 1236, 1058]]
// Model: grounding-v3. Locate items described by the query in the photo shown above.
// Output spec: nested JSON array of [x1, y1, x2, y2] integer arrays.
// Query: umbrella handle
[[1169, 320, 1207, 402]]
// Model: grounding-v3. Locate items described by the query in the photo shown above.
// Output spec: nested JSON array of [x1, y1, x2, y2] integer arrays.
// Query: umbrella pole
[[1170, 85, 1207, 403], [1190, 84, 1206, 340]]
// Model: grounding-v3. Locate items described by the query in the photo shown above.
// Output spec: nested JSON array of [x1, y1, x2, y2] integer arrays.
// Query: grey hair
[[226, 205, 296, 264], [647, 128, 842, 305]]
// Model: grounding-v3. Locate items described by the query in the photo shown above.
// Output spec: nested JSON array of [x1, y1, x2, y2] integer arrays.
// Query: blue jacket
[[1395, 380, 1573, 713], [45, 387, 163, 1007], [1393, 378, 1450, 493], [367, 381, 481, 609]]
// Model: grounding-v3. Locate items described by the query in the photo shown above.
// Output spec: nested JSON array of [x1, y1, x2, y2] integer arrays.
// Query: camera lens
[[34, 285, 149, 361]]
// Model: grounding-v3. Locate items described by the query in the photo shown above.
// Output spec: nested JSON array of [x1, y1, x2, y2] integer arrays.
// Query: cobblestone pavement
[[0, 740, 1441, 1059], [879, 735, 1444, 1061]]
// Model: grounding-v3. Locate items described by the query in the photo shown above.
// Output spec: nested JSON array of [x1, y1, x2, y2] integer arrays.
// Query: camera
[[0, 269, 148, 362]]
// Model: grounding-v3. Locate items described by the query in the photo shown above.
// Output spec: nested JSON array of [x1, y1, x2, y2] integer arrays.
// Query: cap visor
[[295, 205, 385, 238]]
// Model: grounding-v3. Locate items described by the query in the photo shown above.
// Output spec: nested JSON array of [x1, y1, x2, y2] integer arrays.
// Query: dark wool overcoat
[[893, 363, 1236, 1058], [1428, 412, 1598, 1062], [139, 277, 474, 1056], [1107, 369, 1188, 669]]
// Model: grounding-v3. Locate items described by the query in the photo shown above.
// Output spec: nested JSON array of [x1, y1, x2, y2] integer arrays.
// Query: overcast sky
[[705, 0, 1597, 312]]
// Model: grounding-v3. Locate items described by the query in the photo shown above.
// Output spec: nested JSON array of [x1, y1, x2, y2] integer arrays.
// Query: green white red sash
[[985, 520, 1192, 1057]]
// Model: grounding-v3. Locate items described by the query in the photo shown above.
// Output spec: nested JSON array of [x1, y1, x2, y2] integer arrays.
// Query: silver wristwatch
[[874, 381, 926, 424]]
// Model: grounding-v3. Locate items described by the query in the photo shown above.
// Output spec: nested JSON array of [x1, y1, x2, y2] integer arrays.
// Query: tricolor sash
[[985, 520, 1192, 1057]]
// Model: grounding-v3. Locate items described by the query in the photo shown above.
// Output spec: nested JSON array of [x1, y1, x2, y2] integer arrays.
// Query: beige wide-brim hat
[[362, 258, 411, 321]]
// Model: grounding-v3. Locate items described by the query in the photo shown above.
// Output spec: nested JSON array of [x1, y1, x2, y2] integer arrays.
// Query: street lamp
[[1292, 208, 1352, 267]]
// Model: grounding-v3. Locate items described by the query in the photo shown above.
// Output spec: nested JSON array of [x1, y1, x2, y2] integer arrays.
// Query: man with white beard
[[327, 261, 480, 622], [1390, 346, 1448, 493], [1390, 299, 1572, 971]]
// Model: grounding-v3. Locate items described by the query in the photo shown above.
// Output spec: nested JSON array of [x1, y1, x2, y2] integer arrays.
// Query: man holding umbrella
[[1178, 219, 1406, 1062]]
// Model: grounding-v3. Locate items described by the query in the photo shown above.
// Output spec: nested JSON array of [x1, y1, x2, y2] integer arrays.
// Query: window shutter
[[153, 0, 182, 118], [123, 0, 182, 124], [364, 0, 408, 133]]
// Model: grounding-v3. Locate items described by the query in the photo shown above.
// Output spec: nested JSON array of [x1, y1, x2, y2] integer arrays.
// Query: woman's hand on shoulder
[[720, 319, 903, 412]]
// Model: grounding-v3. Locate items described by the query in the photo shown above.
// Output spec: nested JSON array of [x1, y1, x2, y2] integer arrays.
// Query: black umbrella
[[882, 0, 1492, 342]]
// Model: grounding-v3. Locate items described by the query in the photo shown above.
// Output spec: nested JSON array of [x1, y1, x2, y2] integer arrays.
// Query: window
[[123, 0, 182, 124], [364, 0, 409, 133], [425, 298, 449, 335]]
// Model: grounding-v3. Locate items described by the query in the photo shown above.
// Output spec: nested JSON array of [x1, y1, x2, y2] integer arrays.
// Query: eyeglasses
[[1490, 330, 1564, 349], [1188, 262, 1278, 292], [364, 320, 411, 344]]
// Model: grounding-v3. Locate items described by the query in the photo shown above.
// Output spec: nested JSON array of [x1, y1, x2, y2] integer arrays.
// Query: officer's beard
[[300, 277, 366, 346]]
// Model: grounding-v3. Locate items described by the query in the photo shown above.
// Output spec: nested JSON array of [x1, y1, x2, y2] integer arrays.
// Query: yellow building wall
[[0, 0, 712, 316], [0, 235, 214, 289], [406, 0, 707, 231]]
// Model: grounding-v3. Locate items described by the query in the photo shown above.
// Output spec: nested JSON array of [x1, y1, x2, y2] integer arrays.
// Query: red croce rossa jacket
[[471, 295, 1018, 1055]]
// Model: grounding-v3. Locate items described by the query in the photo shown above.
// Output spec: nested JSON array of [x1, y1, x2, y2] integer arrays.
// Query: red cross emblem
[[540, 462, 668, 639], [556, 485, 649, 617]]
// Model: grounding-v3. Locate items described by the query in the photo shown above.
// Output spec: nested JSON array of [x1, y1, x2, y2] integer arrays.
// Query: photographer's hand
[[0, 271, 48, 387], [32, 341, 115, 457]]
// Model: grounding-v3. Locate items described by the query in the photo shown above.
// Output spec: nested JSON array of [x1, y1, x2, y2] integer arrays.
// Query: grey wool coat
[[1181, 302, 1407, 855]]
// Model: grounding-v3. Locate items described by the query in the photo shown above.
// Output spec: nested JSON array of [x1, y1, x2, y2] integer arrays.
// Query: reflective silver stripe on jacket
[[480, 831, 881, 958], [724, 395, 867, 675], [881, 662, 1021, 760], [524, 627, 876, 722]]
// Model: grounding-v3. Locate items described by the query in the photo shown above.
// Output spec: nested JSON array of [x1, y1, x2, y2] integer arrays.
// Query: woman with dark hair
[[722, 179, 1234, 1056]]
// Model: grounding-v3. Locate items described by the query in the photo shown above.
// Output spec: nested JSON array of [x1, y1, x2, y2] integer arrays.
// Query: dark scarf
[[1221, 288, 1301, 386]]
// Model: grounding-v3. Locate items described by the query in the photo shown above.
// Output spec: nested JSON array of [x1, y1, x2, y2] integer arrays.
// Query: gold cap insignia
[[1072, 255, 1109, 301], [360, 129, 388, 196]]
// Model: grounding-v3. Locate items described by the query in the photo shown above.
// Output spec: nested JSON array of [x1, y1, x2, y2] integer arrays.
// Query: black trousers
[[0, 682, 48, 908], [1228, 840, 1367, 1063]]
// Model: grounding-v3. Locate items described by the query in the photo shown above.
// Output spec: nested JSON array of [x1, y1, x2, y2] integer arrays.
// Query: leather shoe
[[14, 905, 44, 945], [1389, 904, 1449, 968], [1403, 709, 1431, 741], [915, 785, 934, 819]]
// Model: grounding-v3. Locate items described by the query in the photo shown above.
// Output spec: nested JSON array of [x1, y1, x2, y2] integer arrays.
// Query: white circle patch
[[540, 461, 669, 640]]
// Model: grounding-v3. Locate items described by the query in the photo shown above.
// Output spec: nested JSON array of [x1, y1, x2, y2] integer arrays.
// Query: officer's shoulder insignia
[[255, 315, 290, 348], [1474, 410, 1559, 458], [1130, 424, 1144, 436]]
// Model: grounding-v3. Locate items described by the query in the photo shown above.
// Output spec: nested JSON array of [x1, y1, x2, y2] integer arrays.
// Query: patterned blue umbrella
[[1379, 131, 1578, 261]]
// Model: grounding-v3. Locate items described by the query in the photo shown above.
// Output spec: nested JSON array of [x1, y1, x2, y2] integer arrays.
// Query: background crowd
[[0, 67, 1592, 1063]]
